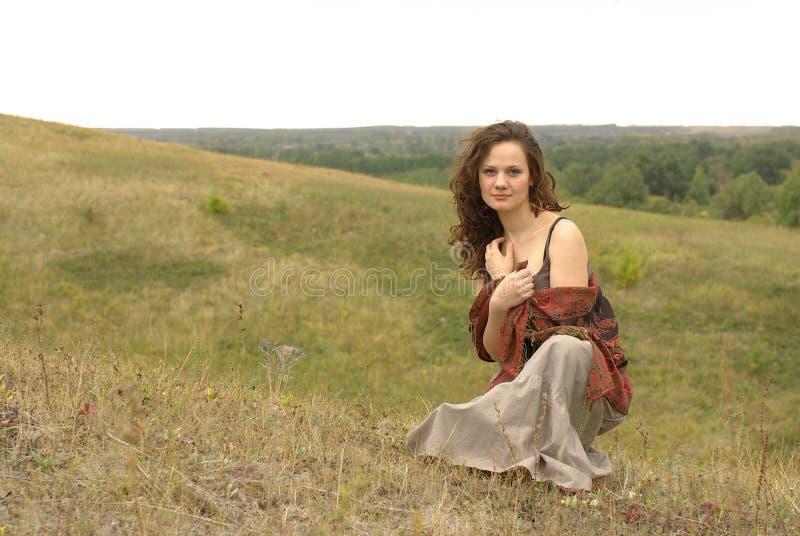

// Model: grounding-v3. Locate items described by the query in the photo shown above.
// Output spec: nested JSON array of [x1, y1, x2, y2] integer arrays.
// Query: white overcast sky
[[2, 0, 797, 129]]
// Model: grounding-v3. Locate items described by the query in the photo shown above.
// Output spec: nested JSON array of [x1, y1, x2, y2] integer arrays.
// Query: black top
[[530, 216, 567, 290]]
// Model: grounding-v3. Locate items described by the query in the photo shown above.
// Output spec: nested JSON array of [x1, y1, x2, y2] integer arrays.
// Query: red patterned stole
[[468, 270, 633, 415]]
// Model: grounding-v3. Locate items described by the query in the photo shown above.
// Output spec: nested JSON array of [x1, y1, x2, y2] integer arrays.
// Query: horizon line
[[106, 123, 800, 131], [3, 113, 799, 132]]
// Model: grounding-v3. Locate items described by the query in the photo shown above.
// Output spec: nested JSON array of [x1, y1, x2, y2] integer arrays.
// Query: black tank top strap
[[541, 216, 567, 263]]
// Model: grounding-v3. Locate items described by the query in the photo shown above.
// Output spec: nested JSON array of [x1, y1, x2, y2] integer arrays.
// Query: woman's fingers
[[494, 278, 535, 310], [486, 237, 517, 281], [510, 270, 534, 296], [488, 237, 505, 249]]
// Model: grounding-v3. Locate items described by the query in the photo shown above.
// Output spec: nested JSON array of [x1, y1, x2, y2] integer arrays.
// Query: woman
[[407, 121, 632, 491]]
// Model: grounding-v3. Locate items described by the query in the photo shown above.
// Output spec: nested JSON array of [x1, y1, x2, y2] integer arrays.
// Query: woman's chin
[[490, 203, 524, 214]]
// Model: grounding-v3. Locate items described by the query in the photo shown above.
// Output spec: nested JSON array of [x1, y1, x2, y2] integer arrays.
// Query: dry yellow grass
[[1, 331, 798, 534]]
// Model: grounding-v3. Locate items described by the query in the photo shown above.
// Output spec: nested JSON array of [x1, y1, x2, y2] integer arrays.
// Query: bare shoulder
[[550, 218, 587, 252], [548, 218, 589, 287]]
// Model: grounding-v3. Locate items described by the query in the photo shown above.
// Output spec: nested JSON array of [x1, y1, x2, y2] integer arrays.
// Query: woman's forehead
[[482, 141, 527, 165]]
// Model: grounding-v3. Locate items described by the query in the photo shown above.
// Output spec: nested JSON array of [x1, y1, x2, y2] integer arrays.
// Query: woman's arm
[[473, 274, 504, 361], [479, 269, 534, 361], [548, 219, 589, 288], [482, 301, 508, 361]]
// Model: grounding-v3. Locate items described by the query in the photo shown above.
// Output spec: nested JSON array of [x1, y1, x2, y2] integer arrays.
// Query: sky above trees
[[2, 0, 797, 128]]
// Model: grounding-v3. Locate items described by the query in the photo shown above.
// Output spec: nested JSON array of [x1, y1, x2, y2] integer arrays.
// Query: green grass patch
[[219, 180, 446, 271], [57, 248, 227, 291], [67, 149, 202, 179]]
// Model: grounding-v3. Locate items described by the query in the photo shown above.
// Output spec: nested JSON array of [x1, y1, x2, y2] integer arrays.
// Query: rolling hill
[[1, 113, 799, 533]]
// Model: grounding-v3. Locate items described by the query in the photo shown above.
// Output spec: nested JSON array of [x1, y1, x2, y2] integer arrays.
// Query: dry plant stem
[[635, 422, 650, 459], [336, 439, 346, 509], [756, 377, 771, 532], [237, 302, 246, 355], [494, 402, 518, 465], [756, 378, 770, 498], [134, 494, 147, 536], [172, 348, 194, 388], [33, 303, 50, 410], [137, 501, 233, 529]]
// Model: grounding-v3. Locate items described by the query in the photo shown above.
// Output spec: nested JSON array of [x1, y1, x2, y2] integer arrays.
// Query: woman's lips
[[493, 195, 510, 200]]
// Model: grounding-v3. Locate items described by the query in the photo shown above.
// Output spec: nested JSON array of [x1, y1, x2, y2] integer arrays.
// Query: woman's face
[[479, 141, 532, 214]]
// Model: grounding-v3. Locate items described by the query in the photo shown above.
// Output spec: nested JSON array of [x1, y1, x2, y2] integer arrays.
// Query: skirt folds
[[407, 335, 624, 491]]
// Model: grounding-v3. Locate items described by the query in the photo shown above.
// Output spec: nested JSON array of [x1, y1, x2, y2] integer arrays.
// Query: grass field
[[1, 114, 798, 533]]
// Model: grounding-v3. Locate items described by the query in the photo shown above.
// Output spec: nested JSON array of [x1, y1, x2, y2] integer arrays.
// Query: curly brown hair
[[448, 120, 567, 281]]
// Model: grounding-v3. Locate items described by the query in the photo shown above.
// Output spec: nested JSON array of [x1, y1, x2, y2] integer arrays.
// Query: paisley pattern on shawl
[[468, 269, 633, 415]]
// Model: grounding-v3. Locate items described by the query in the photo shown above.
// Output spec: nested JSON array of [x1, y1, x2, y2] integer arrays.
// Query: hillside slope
[[1, 113, 799, 458]]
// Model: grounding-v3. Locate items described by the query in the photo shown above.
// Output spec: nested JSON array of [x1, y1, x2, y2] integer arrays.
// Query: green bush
[[777, 173, 800, 227], [641, 196, 675, 214], [686, 165, 711, 204], [711, 172, 772, 220], [678, 199, 702, 217], [612, 247, 643, 288], [207, 194, 230, 214]]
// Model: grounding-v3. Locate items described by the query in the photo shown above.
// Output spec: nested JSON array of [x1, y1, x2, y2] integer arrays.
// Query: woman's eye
[[509, 169, 521, 175]]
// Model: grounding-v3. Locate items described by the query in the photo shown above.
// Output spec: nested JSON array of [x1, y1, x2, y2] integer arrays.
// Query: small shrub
[[679, 199, 702, 217], [686, 165, 711, 204], [641, 196, 675, 215], [613, 248, 643, 288], [260, 341, 306, 400], [777, 173, 800, 227], [207, 194, 230, 214], [76, 206, 96, 224], [711, 172, 772, 220], [746, 213, 771, 225]]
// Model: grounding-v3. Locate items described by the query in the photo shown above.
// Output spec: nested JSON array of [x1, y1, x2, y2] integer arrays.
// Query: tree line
[[114, 126, 800, 227], [549, 135, 800, 226]]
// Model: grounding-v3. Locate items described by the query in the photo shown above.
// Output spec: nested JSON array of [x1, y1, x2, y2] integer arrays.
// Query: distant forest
[[113, 125, 800, 227]]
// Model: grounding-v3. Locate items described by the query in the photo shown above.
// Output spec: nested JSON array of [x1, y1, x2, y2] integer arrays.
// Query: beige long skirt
[[407, 335, 624, 491]]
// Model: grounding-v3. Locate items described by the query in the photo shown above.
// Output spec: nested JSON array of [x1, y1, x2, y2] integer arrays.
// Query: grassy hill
[[1, 114, 799, 533]]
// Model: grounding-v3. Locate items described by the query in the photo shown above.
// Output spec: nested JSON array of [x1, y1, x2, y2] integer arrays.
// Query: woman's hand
[[485, 237, 515, 280], [489, 268, 535, 312]]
